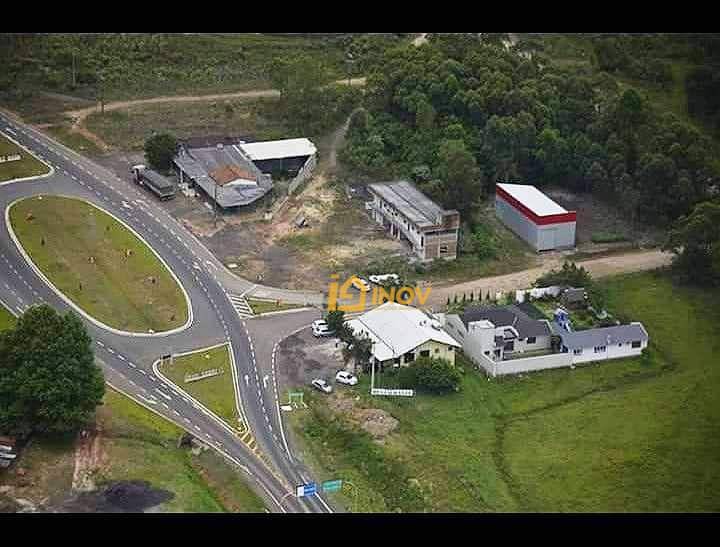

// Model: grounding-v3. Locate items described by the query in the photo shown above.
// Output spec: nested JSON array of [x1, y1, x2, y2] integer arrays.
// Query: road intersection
[[0, 113, 333, 514]]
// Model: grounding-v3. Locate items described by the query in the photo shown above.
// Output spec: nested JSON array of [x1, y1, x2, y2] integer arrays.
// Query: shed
[[495, 183, 576, 251]]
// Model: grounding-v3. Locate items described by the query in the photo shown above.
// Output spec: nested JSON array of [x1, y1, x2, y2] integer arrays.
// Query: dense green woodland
[[343, 33, 720, 230]]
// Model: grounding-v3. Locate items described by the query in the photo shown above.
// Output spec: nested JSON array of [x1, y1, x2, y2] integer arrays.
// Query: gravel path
[[428, 249, 672, 306]]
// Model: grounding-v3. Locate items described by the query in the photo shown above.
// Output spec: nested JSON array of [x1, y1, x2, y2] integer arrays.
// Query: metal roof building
[[173, 144, 272, 208], [367, 181, 461, 261], [495, 183, 577, 251], [239, 138, 316, 162]]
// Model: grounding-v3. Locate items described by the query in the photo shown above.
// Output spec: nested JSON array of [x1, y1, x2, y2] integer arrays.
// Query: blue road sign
[[296, 482, 317, 497]]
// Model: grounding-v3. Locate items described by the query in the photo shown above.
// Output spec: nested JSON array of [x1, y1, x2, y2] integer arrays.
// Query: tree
[[144, 133, 178, 173], [326, 310, 349, 339], [535, 261, 592, 288], [0, 305, 105, 436], [435, 139, 481, 222], [664, 200, 720, 286]]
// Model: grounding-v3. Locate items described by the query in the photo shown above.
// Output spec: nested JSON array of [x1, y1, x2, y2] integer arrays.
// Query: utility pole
[[213, 182, 219, 228]]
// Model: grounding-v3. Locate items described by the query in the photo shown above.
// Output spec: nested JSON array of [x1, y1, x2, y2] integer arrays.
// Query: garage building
[[495, 183, 576, 252]]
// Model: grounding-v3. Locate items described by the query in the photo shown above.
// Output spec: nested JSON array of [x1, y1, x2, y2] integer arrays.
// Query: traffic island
[[0, 132, 51, 183], [158, 344, 244, 433], [8, 195, 190, 333]]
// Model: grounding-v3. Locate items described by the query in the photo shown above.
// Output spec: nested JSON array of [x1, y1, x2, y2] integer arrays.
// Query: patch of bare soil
[[56, 481, 174, 513], [277, 330, 345, 388], [72, 426, 109, 493], [327, 392, 399, 443]]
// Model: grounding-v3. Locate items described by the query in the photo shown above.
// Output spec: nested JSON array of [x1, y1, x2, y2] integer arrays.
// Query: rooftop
[[496, 183, 570, 217], [460, 305, 551, 339], [239, 138, 317, 161], [368, 180, 456, 229], [557, 323, 649, 350], [174, 144, 270, 208], [346, 302, 461, 362]]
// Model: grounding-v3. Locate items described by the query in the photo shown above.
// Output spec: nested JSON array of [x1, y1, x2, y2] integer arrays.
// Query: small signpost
[[288, 391, 307, 409]]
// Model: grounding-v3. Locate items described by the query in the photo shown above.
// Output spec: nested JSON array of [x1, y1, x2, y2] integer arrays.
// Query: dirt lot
[[276, 329, 347, 390], [545, 186, 665, 247]]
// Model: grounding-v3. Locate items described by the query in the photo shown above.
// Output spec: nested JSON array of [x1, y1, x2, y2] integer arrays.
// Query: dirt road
[[427, 249, 672, 307], [63, 77, 368, 151]]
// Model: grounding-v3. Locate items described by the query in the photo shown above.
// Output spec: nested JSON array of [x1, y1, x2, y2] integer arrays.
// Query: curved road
[[0, 113, 333, 514]]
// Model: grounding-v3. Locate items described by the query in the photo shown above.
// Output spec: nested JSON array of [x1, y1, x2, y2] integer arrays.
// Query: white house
[[554, 322, 650, 364], [346, 302, 461, 367]]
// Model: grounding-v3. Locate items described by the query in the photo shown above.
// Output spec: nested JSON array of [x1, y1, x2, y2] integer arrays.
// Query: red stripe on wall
[[496, 186, 577, 226]]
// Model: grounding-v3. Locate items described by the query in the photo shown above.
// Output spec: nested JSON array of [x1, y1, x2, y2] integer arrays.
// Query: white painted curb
[[5, 195, 194, 338], [0, 130, 55, 185]]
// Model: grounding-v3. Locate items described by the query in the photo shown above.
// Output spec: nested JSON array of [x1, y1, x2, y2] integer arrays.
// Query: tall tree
[[435, 139, 481, 222], [664, 200, 720, 286], [0, 305, 105, 436], [144, 133, 179, 173]]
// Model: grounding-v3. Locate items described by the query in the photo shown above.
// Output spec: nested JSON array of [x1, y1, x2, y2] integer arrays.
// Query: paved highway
[[0, 113, 334, 514]]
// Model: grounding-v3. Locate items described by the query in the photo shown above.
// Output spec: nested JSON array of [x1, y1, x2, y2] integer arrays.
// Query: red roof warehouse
[[495, 183, 577, 251]]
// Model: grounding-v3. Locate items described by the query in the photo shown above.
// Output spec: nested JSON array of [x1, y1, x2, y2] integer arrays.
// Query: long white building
[[495, 183, 576, 251]]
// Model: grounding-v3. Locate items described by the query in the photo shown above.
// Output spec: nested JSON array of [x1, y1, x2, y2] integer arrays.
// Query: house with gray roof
[[367, 181, 460, 262], [444, 305, 553, 363], [442, 304, 650, 377], [555, 323, 649, 364]]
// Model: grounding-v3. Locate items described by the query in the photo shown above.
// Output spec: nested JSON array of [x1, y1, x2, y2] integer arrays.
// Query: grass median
[[9, 195, 188, 333], [0, 304, 16, 331], [159, 344, 242, 431], [0, 133, 50, 182]]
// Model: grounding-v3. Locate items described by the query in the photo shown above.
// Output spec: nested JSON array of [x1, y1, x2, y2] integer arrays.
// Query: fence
[[287, 154, 317, 196], [471, 348, 572, 377], [185, 368, 224, 383], [0, 154, 21, 164], [515, 285, 563, 303]]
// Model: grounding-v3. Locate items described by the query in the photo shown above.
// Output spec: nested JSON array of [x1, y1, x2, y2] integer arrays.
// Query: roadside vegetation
[[0, 304, 15, 331], [0, 133, 50, 182], [9, 196, 188, 333], [247, 299, 304, 315], [288, 271, 720, 512], [159, 344, 241, 431]]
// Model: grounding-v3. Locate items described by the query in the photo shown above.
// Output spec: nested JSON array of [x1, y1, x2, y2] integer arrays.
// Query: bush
[[402, 357, 461, 394], [536, 261, 592, 288], [144, 133, 178, 173]]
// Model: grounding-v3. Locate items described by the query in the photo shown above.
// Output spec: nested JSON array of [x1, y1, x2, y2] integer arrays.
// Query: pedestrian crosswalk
[[228, 293, 254, 319]]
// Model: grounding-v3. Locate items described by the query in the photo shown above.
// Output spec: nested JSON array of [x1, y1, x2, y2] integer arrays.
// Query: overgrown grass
[[9, 196, 188, 333], [85, 97, 293, 151], [159, 344, 241, 431], [45, 125, 102, 155], [0, 133, 50, 182], [289, 271, 720, 512], [591, 231, 629, 244]]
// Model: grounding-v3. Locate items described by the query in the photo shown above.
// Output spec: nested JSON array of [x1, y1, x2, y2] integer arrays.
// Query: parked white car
[[311, 320, 335, 338], [369, 274, 401, 287], [351, 277, 371, 292], [311, 378, 333, 394], [335, 371, 358, 386]]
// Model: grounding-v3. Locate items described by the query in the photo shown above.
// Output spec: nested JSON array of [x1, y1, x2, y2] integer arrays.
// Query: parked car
[[335, 371, 358, 386], [369, 274, 401, 287], [311, 320, 335, 338], [311, 378, 333, 394], [351, 277, 371, 292]]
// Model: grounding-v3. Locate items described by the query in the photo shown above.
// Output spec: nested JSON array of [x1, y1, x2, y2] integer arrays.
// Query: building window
[[526, 337, 536, 344], [573, 348, 583, 355], [404, 352, 415, 364], [393, 358, 401, 366], [594, 346, 606, 353], [631, 341, 642, 349], [439, 245, 449, 255], [435, 348, 440, 354], [420, 350, 430, 358], [484, 351, 490, 356], [421, 237, 424, 247]]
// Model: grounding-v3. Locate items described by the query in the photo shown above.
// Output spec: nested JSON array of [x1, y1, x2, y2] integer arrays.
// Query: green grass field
[[289, 271, 720, 512], [9, 196, 188, 333], [0, 304, 16, 331], [0, 133, 50, 182], [46, 125, 103, 156], [97, 389, 264, 512], [159, 344, 241, 431]]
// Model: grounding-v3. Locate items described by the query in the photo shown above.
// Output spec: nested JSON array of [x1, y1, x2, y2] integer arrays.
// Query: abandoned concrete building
[[367, 181, 460, 262]]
